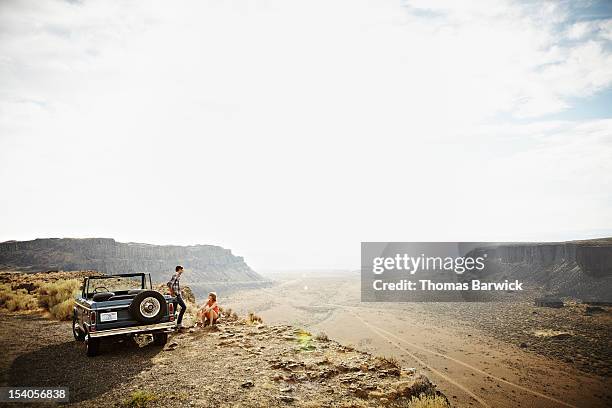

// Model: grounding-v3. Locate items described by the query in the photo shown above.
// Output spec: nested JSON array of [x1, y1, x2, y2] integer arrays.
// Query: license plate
[[100, 312, 117, 322]]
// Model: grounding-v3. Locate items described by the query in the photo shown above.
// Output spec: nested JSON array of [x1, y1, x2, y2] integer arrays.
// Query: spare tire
[[129, 290, 167, 324]]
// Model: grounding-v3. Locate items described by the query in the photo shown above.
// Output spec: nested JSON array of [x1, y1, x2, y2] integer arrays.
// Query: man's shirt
[[167, 273, 181, 296]]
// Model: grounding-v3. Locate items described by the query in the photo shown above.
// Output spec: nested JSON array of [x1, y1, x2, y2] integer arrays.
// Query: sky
[[1, 0, 611, 271]]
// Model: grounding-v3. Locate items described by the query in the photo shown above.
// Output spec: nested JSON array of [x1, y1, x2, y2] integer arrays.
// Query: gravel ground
[[416, 301, 612, 377], [0, 312, 447, 407], [0, 312, 161, 406]]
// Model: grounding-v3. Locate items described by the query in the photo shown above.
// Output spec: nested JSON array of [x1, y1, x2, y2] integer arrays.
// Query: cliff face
[[468, 239, 612, 301], [491, 242, 612, 278], [0, 238, 266, 295]]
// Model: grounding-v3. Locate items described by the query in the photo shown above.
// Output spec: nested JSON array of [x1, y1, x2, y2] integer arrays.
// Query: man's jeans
[[175, 295, 187, 326]]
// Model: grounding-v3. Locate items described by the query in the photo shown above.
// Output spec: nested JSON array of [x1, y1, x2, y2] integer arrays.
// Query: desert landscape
[[1, 239, 611, 407], [0, 271, 448, 408], [3, 0, 612, 406], [223, 270, 612, 408]]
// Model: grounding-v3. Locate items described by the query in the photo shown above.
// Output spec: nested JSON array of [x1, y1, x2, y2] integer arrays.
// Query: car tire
[[73, 313, 85, 342], [86, 336, 100, 357], [129, 291, 167, 324], [153, 332, 168, 346]]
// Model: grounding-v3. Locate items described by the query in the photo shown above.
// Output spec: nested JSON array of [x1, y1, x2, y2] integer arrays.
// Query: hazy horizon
[[2, 0, 612, 270]]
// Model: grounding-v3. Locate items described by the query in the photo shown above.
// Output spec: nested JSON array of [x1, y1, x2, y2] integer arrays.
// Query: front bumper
[[89, 321, 176, 338]]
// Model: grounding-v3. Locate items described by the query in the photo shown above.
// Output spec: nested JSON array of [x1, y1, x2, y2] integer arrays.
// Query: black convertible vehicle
[[72, 273, 176, 356]]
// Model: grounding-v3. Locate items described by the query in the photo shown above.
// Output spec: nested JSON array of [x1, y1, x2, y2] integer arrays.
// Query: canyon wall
[[468, 239, 612, 301], [489, 242, 612, 278], [0, 238, 268, 297]]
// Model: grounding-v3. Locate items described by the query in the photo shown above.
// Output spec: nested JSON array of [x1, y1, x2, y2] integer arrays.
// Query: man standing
[[167, 265, 187, 329]]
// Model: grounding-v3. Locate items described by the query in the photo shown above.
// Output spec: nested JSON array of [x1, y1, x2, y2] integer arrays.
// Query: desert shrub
[[315, 332, 329, 341], [0, 285, 38, 312], [49, 298, 75, 320], [295, 329, 315, 351], [376, 355, 400, 370], [221, 307, 239, 320], [37, 279, 80, 310], [407, 394, 450, 408], [4, 290, 38, 312], [181, 286, 196, 303], [247, 311, 263, 324], [123, 390, 158, 408], [0, 283, 13, 306]]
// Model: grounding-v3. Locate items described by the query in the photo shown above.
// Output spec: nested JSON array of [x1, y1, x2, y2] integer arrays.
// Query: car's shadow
[[9, 337, 162, 403]]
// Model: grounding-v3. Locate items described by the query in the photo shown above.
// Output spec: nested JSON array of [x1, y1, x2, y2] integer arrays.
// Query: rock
[[164, 342, 179, 351], [535, 297, 564, 308], [279, 395, 295, 403], [585, 306, 605, 314], [519, 342, 528, 348], [241, 380, 254, 388], [353, 387, 369, 399]]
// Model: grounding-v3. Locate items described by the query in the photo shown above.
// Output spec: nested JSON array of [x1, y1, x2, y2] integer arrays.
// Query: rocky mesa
[[0, 238, 268, 297], [461, 239, 612, 302]]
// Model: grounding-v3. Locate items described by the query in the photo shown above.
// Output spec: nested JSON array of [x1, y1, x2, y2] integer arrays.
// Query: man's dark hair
[[175, 265, 184, 272]]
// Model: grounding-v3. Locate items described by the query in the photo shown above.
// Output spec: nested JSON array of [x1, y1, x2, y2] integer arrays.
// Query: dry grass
[[218, 307, 239, 321], [376, 355, 401, 370], [1, 278, 80, 320], [295, 328, 316, 351], [37, 280, 80, 320], [247, 311, 263, 324], [123, 390, 158, 408], [50, 298, 75, 320], [407, 394, 450, 408], [38, 280, 79, 309], [0, 284, 38, 312]]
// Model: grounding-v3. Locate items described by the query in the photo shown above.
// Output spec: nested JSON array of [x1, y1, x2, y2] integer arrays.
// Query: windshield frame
[[84, 274, 148, 298]]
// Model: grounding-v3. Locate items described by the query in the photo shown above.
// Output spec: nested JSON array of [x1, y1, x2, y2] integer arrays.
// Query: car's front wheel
[[73, 314, 85, 342], [86, 336, 100, 357], [153, 332, 168, 346]]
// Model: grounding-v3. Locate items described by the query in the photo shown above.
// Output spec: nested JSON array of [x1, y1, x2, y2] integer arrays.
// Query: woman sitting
[[198, 291, 220, 327]]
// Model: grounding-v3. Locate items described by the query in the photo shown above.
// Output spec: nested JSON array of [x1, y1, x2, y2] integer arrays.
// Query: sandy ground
[[223, 271, 612, 408]]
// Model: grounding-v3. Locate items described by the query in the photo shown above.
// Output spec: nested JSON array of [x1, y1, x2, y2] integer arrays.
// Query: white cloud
[[0, 0, 611, 269]]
